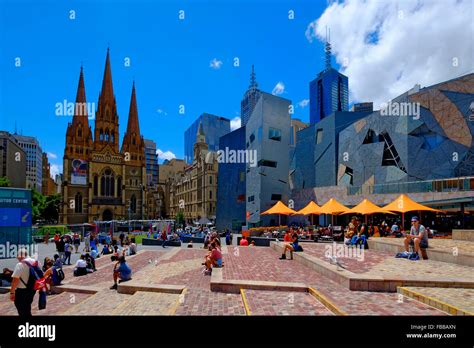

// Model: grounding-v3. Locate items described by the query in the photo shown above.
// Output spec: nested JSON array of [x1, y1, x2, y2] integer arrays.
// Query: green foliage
[[31, 189, 60, 224], [0, 176, 11, 187], [175, 211, 185, 228]]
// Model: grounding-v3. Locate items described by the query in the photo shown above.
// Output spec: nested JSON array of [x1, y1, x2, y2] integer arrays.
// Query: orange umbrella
[[382, 194, 442, 230], [319, 198, 349, 226], [261, 201, 296, 226], [340, 198, 396, 224], [294, 201, 321, 225]]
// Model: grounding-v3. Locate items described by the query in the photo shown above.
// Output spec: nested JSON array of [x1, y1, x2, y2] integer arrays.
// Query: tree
[[176, 211, 185, 228], [42, 194, 61, 224], [0, 176, 11, 187], [31, 188, 45, 223]]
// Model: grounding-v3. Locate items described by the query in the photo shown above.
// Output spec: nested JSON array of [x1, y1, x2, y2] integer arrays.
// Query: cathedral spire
[[125, 81, 140, 137], [100, 47, 115, 103]]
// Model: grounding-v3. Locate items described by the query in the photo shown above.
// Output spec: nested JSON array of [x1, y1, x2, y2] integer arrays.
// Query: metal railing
[[347, 177, 474, 196]]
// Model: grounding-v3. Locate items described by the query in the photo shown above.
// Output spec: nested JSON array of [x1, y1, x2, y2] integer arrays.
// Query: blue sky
[[0, 0, 332, 173]]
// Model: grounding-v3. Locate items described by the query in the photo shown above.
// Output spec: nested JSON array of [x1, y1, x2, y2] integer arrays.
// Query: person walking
[[9, 249, 41, 317]]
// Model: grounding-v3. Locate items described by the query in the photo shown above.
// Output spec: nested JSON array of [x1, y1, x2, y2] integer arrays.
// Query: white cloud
[[47, 152, 57, 159], [230, 116, 241, 131], [298, 99, 310, 108], [156, 108, 168, 116], [272, 81, 285, 95], [156, 149, 176, 162], [50, 164, 62, 179], [209, 58, 223, 69], [305, 0, 473, 108]]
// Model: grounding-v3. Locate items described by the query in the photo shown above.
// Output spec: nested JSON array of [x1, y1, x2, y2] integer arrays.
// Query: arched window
[[77, 127, 82, 138], [99, 129, 104, 141], [132, 136, 136, 145], [74, 192, 82, 213], [100, 169, 115, 196], [105, 129, 109, 142], [93, 176, 98, 196], [130, 195, 137, 214], [110, 131, 114, 143]]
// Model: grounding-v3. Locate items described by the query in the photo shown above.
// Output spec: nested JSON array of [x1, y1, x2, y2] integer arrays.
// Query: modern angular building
[[144, 139, 159, 187], [0, 131, 26, 188], [246, 92, 292, 227], [215, 126, 246, 232], [290, 110, 372, 191], [12, 133, 43, 192], [338, 73, 474, 188], [309, 36, 348, 124], [184, 113, 230, 164]]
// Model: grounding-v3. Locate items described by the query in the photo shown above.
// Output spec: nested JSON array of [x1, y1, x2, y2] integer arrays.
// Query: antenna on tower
[[249, 64, 258, 89], [325, 26, 332, 70]]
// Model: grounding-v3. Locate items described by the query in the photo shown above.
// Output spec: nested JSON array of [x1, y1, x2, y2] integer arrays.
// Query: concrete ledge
[[142, 238, 181, 247], [0, 286, 11, 294], [368, 238, 474, 267], [51, 284, 101, 294], [117, 282, 185, 295], [398, 287, 474, 316], [452, 229, 474, 242], [210, 267, 307, 293]]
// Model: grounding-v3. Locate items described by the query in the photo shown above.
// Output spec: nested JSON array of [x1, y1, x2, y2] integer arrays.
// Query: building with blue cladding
[[246, 91, 292, 227], [144, 139, 159, 186], [184, 113, 230, 164], [309, 36, 348, 124], [215, 126, 246, 232], [290, 110, 372, 191]]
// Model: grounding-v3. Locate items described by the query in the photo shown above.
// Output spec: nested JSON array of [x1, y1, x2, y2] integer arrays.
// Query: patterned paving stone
[[401, 287, 474, 315], [112, 291, 180, 315], [175, 288, 246, 316], [61, 290, 132, 315], [0, 292, 91, 316], [244, 290, 333, 316]]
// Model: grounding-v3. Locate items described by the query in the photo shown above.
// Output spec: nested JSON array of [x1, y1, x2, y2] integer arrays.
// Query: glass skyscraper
[[309, 36, 349, 124], [241, 65, 261, 126], [12, 134, 43, 192], [144, 139, 159, 186], [184, 113, 230, 164]]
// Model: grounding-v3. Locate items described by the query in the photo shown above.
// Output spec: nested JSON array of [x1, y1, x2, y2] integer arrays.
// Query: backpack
[[51, 267, 65, 285], [20, 260, 45, 291]]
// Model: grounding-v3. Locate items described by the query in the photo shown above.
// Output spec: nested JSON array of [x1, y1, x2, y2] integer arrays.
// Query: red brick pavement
[[175, 288, 246, 316]]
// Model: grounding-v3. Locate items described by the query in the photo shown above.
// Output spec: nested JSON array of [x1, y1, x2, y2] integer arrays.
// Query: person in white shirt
[[9, 249, 37, 317], [73, 255, 88, 277]]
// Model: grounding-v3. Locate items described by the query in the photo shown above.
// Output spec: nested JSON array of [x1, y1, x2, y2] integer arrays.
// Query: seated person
[[345, 217, 358, 245], [90, 248, 99, 259], [283, 230, 292, 242], [204, 242, 222, 274], [73, 255, 89, 277], [84, 253, 96, 271], [403, 216, 428, 260], [0, 268, 13, 286], [350, 222, 368, 248], [53, 254, 63, 269], [129, 242, 137, 255], [249, 240, 256, 247], [279, 233, 300, 260], [101, 244, 112, 255], [239, 236, 249, 246], [110, 256, 132, 289]]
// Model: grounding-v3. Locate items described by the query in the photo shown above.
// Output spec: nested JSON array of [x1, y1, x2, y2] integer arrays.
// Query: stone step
[[111, 291, 180, 315]]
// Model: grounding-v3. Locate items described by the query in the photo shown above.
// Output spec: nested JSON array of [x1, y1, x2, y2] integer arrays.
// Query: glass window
[[258, 159, 277, 168], [269, 127, 281, 141], [316, 129, 323, 144], [271, 194, 282, 201]]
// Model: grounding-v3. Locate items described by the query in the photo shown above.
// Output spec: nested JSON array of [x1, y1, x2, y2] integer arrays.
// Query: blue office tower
[[215, 126, 246, 232], [309, 35, 349, 124], [184, 113, 231, 164]]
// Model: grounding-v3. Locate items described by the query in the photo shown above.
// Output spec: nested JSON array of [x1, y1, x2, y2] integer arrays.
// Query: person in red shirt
[[239, 236, 249, 246], [283, 230, 292, 242], [203, 242, 222, 275]]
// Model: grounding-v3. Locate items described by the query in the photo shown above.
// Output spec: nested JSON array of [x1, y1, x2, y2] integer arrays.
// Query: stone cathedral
[[60, 49, 146, 224]]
